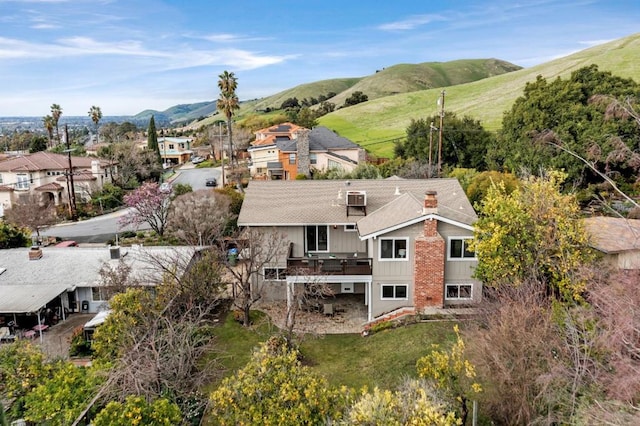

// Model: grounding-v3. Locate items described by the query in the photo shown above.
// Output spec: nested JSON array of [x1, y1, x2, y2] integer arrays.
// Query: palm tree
[[217, 71, 239, 167], [88, 105, 103, 144], [50, 104, 62, 145], [43, 115, 54, 148]]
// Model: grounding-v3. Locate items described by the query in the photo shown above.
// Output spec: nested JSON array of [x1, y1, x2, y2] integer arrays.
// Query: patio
[[257, 294, 368, 334]]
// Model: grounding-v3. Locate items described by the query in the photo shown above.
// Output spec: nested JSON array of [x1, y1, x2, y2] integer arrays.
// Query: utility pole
[[429, 121, 435, 175], [64, 124, 77, 221], [437, 90, 445, 177], [219, 122, 225, 187]]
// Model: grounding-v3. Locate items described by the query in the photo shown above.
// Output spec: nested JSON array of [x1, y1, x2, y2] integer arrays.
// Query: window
[[289, 153, 296, 165], [310, 153, 317, 165], [379, 238, 408, 260], [344, 224, 356, 232], [445, 284, 473, 300], [381, 284, 408, 300], [448, 237, 475, 260], [0, 173, 3, 184], [91, 287, 109, 301], [179, 143, 184, 149], [328, 159, 341, 169], [169, 144, 174, 150], [306, 225, 328, 252], [264, 267, 287, 281], [16, 174, 29, 190]]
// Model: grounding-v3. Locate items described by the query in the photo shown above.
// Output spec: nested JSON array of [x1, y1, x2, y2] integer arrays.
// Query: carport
[[0, 283, 70, 343]]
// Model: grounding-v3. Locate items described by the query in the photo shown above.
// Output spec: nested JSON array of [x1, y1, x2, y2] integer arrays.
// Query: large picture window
[[379, 238, 408, 260], [445, 284, 472, 300], [448, 237, 475, 260], [381, 284, 408, 300], [306, 225, 328, 252]]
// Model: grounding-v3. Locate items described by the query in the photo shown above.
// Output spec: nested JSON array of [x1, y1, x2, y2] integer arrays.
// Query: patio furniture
[[33, 324, 49, 332], [23, 330, 36, 339]]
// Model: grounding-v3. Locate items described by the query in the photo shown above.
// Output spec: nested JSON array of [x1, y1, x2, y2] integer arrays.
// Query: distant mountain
[[136, 58, 521, 125]]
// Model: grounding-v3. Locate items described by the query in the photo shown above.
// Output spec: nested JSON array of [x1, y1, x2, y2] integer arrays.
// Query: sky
[[0, 0, 638, 117]]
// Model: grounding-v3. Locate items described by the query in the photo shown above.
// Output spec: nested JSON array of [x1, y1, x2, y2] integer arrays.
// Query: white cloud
[[378, 14, 445, 31]]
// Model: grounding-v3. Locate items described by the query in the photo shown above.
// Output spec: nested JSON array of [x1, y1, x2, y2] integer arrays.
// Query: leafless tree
[[167, 189, 232, 246], [3, 193, 58, 239], [214, 227, 289, 326]]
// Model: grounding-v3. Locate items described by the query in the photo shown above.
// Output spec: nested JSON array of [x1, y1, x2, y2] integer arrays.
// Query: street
[[41, 166, 222, 243]]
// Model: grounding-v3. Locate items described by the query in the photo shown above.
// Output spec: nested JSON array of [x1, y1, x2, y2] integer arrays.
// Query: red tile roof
[[35, 182, 64, 191], [0, 151, 112, 172]]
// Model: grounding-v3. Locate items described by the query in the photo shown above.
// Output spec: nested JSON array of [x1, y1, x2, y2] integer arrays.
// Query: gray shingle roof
[[275, 126, 360, 153], [238, 178, 477, 230], [0, 246, 195, 313]]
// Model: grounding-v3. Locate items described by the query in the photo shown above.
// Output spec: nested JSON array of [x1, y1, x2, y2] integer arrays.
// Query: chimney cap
[[425, 190, 437, 196]]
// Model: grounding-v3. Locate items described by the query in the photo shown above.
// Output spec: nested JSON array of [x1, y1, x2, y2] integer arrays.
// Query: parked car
[[205, 177, 218, 187], [159, 182, 172, 193], [191, 156, 205, 164]]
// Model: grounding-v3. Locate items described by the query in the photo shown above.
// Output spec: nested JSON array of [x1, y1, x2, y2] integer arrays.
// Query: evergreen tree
[[147, 115, 162, 164]]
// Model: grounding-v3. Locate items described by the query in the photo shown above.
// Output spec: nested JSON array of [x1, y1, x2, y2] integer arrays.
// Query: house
[[248, 123, 365, 180], [0, 151, 117, 213], [583, 216, 640, 269], [0, 245, 196, 333], [237, 178, 480, 325], [158, 137, 194, 166]]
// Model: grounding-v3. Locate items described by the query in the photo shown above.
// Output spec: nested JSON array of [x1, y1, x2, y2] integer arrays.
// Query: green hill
[[318, 33, 640, 158], [172, 58, 520, 128]]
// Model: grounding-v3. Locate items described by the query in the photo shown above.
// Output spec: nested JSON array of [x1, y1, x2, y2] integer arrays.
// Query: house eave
[[358, 214, 474, 240]]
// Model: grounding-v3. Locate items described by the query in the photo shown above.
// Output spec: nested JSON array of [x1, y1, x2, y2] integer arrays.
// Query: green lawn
[[211, 311, 458, 391]]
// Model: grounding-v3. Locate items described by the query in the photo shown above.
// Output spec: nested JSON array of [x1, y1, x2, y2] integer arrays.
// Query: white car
[[159, 182, 172, 193], [191, 156, 205, 164]]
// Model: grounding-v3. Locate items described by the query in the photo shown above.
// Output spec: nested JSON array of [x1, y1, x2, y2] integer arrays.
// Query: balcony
[[287, 255, 372, 276]]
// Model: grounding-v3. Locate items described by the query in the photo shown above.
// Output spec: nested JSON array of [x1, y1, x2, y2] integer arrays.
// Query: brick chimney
[[413, 191, 444, 310], [29, 246, 43, 260]]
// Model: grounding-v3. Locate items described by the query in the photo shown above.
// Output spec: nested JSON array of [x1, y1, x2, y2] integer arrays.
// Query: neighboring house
[[0, 245, 196, 331], [237, 178, 480, 325], [248, 123, 365, 180], [158, 137, 194, 166], [584, 216, 640, 269], [0, 151, 117, 212]]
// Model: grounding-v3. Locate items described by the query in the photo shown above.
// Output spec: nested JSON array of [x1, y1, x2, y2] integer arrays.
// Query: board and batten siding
[[282, 225, 366, 258], [369, 223, 422, 318], [439, 222, 482, 305]]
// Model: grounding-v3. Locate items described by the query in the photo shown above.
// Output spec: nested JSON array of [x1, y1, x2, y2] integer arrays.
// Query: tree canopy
[[494, 65, 640, 192], [471, 171, 594, 302]]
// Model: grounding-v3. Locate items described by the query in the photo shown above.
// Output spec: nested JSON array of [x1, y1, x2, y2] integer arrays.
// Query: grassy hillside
[[184, 59, 519, 128], [319, 33, 640, 158]]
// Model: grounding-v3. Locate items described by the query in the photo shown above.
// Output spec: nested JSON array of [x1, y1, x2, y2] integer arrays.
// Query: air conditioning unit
[[346, 191, 366, 207]]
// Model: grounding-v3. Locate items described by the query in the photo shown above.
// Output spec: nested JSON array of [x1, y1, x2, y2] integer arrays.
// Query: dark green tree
[[147, 115, 162, 165], [344, 91, 368, 107], [0, 221, 30, 249], [495, 65, 640, 190], [400, 113, 495, 171], [293, 106, 318, 129]]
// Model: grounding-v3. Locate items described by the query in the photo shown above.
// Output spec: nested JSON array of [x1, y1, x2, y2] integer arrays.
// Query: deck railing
[[287, 256, 372, 275]]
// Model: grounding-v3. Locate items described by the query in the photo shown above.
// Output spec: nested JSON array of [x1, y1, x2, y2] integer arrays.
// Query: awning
[[84, 310, 112, 329], [0, 284, 69, 314]]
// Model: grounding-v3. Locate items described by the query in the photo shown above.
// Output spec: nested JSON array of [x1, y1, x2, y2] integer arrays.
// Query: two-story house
[[158, 137, 194, 166], [0, 151, 117, 215], [237, 178, 480, 325], [248, 123, 365, 180]]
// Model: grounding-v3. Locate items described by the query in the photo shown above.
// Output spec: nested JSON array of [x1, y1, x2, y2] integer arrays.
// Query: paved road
[[41, 166, 222, 243]]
